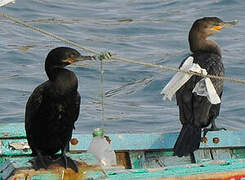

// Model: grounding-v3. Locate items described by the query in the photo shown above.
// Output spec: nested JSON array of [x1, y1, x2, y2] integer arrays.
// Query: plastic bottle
[[87, 128, 116, 168]]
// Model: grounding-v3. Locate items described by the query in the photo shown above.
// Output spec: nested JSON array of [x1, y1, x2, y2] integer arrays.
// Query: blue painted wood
[[0, 158, 32, 180], [3, 123, 245, 179], [0, 121, 243, 180], [1, 123, 245, 151], [71, 129, 245, 151], [0, 123, 26, 138], [199, 130, 245, 148], [3, 157, 245, 180], [129, 150, 192, 169], [0, 139, 31, 156], [0, 153, 103, 180], [129, 151, 145, 169], [106, 158, 245, 180], [211, 149, 232, 160], [194, 149, 212, 163], [70, 133, 174, 151], [144, 151, 192, 168], [232, 148, 245, 159]]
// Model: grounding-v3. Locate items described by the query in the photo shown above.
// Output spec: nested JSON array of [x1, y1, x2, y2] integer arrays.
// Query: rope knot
[[97, 52, 112, 61]]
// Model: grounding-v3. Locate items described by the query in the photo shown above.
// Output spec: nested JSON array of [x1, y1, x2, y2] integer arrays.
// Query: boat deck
[[1, 123, 245, 180]]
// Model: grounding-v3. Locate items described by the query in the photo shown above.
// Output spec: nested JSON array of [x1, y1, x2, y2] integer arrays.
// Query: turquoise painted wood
[[70, 133, 175, 151], [106, 159, 245, 180], [0, 153, 105, 180], [2, 156, 245, 180], [2, 123, 245, 151], [194, 149, 212, 163], [2, 123, 245, 179], [70, 129, 245, 151], [0, 123, 26, 138], [0, 139, 30, 156]]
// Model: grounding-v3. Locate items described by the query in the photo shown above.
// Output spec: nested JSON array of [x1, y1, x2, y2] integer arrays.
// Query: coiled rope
[[1, 12, 245, 84]]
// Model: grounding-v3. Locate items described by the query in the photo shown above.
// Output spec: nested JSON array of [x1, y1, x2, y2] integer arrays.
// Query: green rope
[[99, 56, 105, 130], [1, 12, 245, 84], [97, 52, 112, 130]]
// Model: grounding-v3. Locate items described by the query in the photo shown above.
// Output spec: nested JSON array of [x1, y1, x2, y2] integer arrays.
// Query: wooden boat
[[1, 123, 245, 180]]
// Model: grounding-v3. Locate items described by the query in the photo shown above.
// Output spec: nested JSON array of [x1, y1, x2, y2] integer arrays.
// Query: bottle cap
[[92, 128, 105, 137]]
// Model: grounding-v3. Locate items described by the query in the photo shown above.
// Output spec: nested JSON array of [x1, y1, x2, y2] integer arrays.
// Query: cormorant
[[173, 17, 237, 157], [25, 47, 95, 172]]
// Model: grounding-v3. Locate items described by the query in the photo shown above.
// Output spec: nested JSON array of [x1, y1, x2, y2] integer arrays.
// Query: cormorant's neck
[[45, 66, 60, 81], [189, 32, 221, 57], [45, 67, 78, 95]]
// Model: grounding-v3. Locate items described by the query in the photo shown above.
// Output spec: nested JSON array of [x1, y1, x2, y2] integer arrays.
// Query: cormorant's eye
[[70, 53, 76, 58], [214, 22, 220, 26]]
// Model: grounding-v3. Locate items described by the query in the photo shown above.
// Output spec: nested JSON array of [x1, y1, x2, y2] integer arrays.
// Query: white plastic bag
[[161, 56, 221, 104], [193, 77, 221, 104], [161, 56, 194, 100], [0, 0, 15, 7]]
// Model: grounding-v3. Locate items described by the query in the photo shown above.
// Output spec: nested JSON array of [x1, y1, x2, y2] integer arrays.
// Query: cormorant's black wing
[[25, 82, 47, 147], [72, 92, 81, 129]]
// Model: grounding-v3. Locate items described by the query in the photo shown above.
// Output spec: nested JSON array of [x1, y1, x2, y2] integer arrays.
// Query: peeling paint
[[9, 142, 30, 150], [11, 161, 105, 180]]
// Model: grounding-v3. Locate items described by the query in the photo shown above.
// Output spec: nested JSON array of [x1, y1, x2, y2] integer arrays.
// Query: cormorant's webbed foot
[[55, 153, 78, 172], [30, 152, 52, 170], [203, 122, 226, 137]]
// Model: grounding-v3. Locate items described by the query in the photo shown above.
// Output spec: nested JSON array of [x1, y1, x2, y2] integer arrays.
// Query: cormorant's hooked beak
[[63, 55, 96, 64], [213, 20, 239, 31]]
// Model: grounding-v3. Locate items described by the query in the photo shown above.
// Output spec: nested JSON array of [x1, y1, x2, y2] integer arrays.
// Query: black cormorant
[[174, 17, 237, 157], [25, 47, 95, 172]]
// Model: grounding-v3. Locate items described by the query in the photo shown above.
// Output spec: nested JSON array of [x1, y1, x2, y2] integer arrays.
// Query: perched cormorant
[[25, 47, 95, 172], [173, 17, 237, 157]]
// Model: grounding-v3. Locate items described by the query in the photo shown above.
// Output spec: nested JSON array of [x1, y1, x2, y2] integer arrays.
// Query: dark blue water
[[0, 0, 245, 134]]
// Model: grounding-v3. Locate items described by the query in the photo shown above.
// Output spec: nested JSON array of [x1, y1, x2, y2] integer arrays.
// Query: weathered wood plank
[[152, 169, 245, 180], [129, 151, 145, 169], [2, 123, 245, 151], [115, 152, 131, 169], [194, 149, 212, 163], [0, 139, 31, 156], [3, 123, 245, 179], [4, 161, 245, 180], [199, 130, 245, 148], [70, 133, 174, 151], [143, 151, 192, 168], [211, 149, 232, 160], [2, 154, 245, 179], [106, 159, 245, 180], [0, 123, 26, 138], [0, 153, 104, 180], [128, 150, 192, 169], [231, 148, 245, 159], [70, 129, 245, 151]]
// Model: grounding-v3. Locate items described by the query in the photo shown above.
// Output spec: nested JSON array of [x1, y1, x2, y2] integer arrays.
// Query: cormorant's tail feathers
[[173, 125, 201, 157]]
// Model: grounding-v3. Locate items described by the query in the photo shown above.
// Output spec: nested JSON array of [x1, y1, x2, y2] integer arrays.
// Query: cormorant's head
[[188, 17, 238, 54], [45, 47, 95, 70], [190, 17, 225, 38], [190, 17, 238, 38]]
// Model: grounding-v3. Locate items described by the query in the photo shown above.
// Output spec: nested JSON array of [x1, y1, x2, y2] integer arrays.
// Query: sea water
[[0, 0, 244, 134]]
